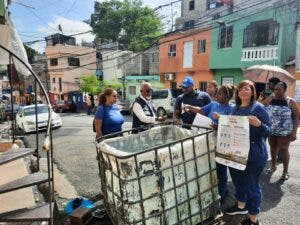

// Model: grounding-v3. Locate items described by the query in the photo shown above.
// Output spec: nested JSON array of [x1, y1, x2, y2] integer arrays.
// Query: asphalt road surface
[[23, 113, 300, 225]]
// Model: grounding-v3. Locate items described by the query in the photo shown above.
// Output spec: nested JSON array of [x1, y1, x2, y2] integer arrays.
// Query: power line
[[64, 0, 78, 17], [22, 0, 297, 75], [45, 1, 297, 73]]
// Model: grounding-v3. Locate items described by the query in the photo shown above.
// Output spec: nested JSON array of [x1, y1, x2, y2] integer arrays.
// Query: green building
[[209, 2, 297, 85]]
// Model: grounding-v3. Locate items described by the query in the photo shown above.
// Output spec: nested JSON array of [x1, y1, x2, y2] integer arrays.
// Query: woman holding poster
[[224, 80, 271, 225], [183, 84, 235, 203]]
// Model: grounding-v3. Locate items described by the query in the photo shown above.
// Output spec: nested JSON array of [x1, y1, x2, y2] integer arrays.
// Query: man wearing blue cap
[[173, 76, 211, 126]]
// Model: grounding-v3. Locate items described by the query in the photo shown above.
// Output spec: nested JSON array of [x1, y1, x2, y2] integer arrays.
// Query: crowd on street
[[92, 75, 299, 225]]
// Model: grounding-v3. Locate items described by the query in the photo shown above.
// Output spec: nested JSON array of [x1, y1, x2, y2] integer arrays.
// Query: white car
[[16, 104, 62, 133]]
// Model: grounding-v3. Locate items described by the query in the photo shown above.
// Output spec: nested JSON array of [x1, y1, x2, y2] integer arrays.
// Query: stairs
[[0, 203, 52, 222], [0, 148, 35, 165], [0, 146, 54, 223]]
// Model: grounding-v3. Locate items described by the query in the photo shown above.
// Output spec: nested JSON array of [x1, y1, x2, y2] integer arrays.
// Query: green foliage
[[80, 75, 100, 95], [98, 80, 122, 94], [80, 75, 122, 95], [24, 44, 38, 63], [90, 0, 162, 52]]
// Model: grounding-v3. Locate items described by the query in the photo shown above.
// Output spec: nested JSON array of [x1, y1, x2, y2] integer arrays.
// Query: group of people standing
[[93, 75, 299, 225]]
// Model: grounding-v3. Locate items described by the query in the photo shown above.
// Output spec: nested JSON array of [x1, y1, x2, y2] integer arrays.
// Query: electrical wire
[[31, 0, 297, 74]]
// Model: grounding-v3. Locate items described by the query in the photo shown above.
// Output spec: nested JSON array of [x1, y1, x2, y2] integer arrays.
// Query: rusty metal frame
[[96, 123, 220, 225], [0, 44, 55, 224]]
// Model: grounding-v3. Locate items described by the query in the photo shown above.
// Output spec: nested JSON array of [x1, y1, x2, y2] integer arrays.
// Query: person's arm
[[261, 94, 273, 106], [95, 119, 103, 141], [183, 104, 203, 114], [132, 102, 156, 124], [173, 97, 181, 124], [95, 106, 104, 141], [248, 104, 271, 137], [289, 99, 299, 141]]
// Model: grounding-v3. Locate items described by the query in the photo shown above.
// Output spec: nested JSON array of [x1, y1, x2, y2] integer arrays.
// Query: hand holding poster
[[192, 113, 212, 128], [215, 115, 250, 170]]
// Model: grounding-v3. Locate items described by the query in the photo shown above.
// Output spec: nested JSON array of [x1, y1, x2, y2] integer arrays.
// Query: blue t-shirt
[[95, 104, 124, 135], [175, 91, 211, 125], [231, 102, 271, 162], [202, 101, 234, 124]]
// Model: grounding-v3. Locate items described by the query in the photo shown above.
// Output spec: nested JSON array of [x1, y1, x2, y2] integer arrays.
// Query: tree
[[80, 75, 100, 95], [90, 0, 162, 52], [80, 75, 122, 95], [24, 44, 38, 63]]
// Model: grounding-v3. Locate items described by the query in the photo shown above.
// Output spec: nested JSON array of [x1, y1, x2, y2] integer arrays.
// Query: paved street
[[24, 113, 300, 225]]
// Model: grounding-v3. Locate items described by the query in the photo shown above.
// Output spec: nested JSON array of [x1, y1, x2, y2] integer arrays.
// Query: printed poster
[[216, 115, 250, 170]]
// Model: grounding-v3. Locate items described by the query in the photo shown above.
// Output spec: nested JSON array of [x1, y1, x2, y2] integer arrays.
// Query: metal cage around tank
[[95, 123, 221, 225]]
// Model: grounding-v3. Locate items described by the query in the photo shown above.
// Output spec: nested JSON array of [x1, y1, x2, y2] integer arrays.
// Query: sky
[[8, 0, 181, 53]]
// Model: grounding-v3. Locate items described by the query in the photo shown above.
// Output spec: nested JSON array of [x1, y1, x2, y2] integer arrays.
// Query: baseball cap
[[180, 76, 194, 88]]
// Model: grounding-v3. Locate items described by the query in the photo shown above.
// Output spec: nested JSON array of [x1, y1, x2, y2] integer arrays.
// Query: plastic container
[[96, 124, 220, 225]]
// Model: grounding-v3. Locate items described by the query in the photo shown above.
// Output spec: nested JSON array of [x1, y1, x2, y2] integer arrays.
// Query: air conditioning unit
[[164, 73, 174, 81]]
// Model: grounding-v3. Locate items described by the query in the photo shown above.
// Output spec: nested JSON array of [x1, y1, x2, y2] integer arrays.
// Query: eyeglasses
[[145, 89, 153, 93]]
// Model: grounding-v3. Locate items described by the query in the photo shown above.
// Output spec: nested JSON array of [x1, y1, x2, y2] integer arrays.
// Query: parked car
[[151, 89, 183, 117], [5, 103, 21, 120], [53, 100, 76, 113], [16, 104, 62, 133]]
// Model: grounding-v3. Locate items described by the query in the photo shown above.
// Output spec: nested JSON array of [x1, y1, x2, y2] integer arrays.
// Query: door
[[183, 41, 193, 68]]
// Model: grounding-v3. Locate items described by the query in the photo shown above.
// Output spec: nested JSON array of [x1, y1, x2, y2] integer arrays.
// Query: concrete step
[[0, 172, 50, 194], [0, 203, 53, 222], [0, 148, 35, 165]]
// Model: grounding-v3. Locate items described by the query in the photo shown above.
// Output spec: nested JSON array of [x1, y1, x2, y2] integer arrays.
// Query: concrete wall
[[209, 4, 297, 70], [102, 50, 129, 83], [45, 44, 96, 101], [159, 29, 214, 88]]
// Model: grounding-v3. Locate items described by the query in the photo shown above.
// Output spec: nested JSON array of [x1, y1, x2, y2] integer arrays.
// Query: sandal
[[280, 173, 289, 180], [266, 167, 277, 174]]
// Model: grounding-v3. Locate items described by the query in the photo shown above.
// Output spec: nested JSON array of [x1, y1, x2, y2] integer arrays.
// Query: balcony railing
[[241, 46, 278, 61]]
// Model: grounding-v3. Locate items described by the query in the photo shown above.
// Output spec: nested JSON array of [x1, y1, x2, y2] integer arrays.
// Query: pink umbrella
[[243, 65, 295, 85]]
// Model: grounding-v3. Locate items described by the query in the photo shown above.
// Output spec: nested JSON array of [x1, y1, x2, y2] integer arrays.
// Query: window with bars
[[189, 0, 195, 10], [68, 57, 80, 66], [59, 78, 62, 92], [184, 20, 195, 30], [199, 81, 207, 91], [198, 39, 206, 53], [50, 58, 58, 66], [243, 20, 279, 48], [218, 25, 233, 49], [168, 44, 176, 57]]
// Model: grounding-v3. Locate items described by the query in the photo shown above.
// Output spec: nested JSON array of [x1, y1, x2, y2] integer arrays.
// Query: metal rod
[[168, 144, 180, 224], [134, 154, 146, 225], [8, 54, 15, 142], [191, 137, 204, 225], [180, 139, 192, 225], [49, 126, 54, 225], [34, 79, 39, 170]]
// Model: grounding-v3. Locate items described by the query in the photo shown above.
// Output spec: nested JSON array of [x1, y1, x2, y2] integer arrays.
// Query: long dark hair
[[218, 84, 235, 101], [99, 88, 115, 105], [235, 80, 256, 107]]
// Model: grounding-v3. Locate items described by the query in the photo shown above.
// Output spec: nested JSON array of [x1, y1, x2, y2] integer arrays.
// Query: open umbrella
[[243, 65, 295, 85]]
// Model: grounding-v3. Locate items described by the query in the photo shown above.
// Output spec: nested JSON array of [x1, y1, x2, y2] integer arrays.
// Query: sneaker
[[225, 204, 248, 215], [237, 217, 260, 225]]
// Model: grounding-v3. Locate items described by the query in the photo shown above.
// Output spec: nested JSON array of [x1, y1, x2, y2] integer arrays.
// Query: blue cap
[[180, 76, 194, 88]]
